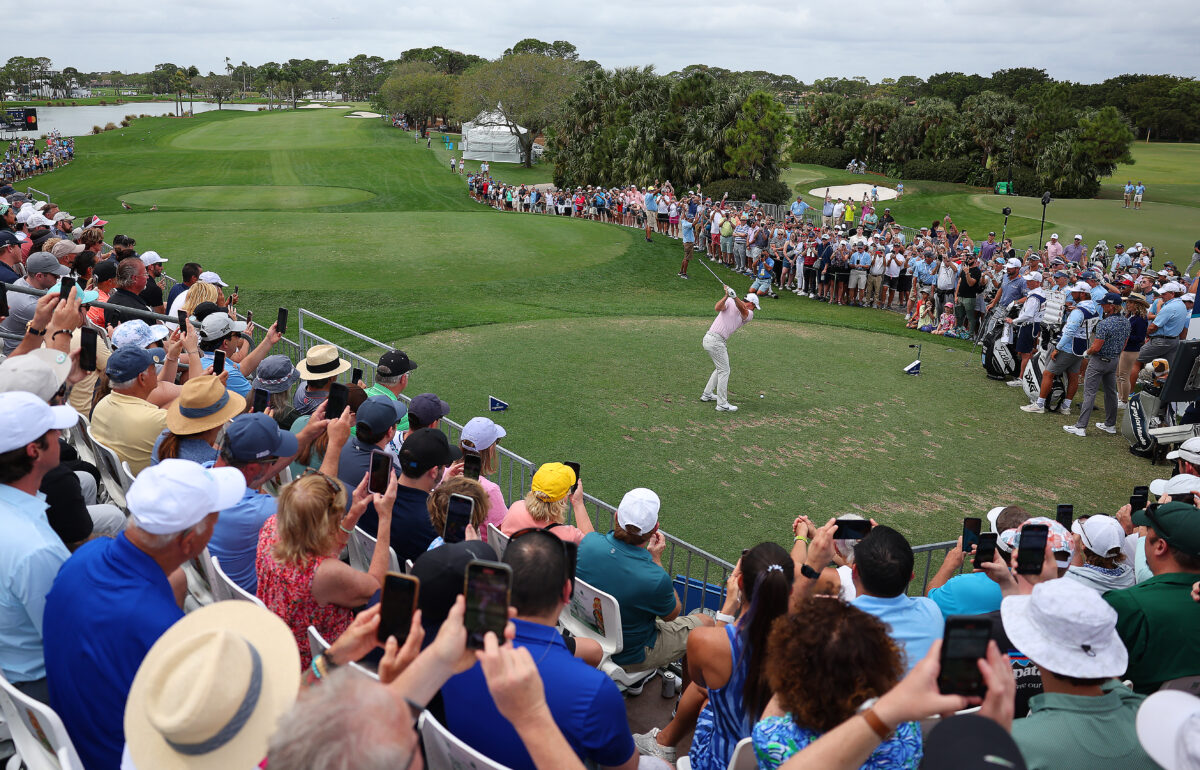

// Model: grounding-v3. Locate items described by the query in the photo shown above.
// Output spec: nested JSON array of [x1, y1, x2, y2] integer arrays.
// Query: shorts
[[835, 269, 851, 284], [669, 216, 679, 225], [848, 270, 867, 290], [720, 235, 733, 250], [586, 206, 596, 216], [1014, 323, 1040, 354], [621, 613, 708, 673], [748, 247, 762, 260], [1048, 350, 1084, 375], [751, 278, 773, 292], [1138, 336, 1179, 363], [684, 242, 694, 257], [1134, 194, 1143, 202], [881, 275, 897, 288], [896, 275, 913, 293], [658, 212, 668, 222]]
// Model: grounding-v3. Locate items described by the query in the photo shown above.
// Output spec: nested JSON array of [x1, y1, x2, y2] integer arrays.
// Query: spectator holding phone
[[249, 354, 301, 429], [455, 416, 509, 538], [197, 313, 281, 398], [426, 476, 488, 550], [153, 374, 242, 466], [292, 344, 350, 416], [925, 507, 1030, 616], [501, 461, 593, 543], [1064, 515, 1134, 592], [335, 395, 406, 492]]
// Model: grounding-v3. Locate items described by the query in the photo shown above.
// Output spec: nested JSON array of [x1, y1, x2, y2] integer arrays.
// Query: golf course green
[[29, 107, 1195, 559]]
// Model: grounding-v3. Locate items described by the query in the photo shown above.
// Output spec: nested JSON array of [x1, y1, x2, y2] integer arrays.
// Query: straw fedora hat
[[166, 376, 246, 435], [295, 344, 350, 381], [124, 602, 300, 770]]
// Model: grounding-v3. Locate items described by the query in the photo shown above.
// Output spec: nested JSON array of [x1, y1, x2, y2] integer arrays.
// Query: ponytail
[[737, 542, 794, 719]]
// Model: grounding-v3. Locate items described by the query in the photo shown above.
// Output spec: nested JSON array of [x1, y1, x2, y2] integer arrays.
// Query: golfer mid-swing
[[701, 285, 758, 412]]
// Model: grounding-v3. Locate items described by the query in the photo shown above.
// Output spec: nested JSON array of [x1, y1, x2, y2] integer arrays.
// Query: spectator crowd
[[2, 178, 1199, 770], [2, 134, 75, 183]]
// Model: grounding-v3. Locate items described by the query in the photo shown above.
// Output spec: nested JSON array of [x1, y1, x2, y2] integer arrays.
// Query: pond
[[9, 101, 264, 138]]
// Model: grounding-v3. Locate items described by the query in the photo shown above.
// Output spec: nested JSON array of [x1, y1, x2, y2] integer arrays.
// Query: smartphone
[[369, 449, 391, 494], [251, 388, 269, 414], [563, 461, 581, 494], [377, 572, 419, 644], [463, 560, 512, 649], [973, 532, 997, 570], [834, 519, 872, 540], [276, 307, 288, 335], [351, 366, 363, 385], [245, 310, 253, 327], [1055, 504, 1074, 531], [937, 616, 991, 696], [1130, 485, 1149, 511], [325, 382, 348, 419], [462, 452, 482, 481], [233, 285, 239, 297], [79, 327, 98, 372], [211, 350, 225, 375], [59, 276, 75, 299], [962, 517, 982, 553], [443, 493, 474, 545], [0, 286, 8, 317], [1015, 524, 1049, 575], [177, 309, 187, 329]]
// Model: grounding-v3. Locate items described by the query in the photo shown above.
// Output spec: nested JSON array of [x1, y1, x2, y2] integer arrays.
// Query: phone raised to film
[[0, 286, 8, 318], [211, 350, 225, 375], [377, 573, 419, 644], [1055, 504, 1074, 531], [563, 461, 581, 494], [58, 276, 75, 299], [962, 517, 982, 553], [351, 367, 363, 385], [1130, 485, 1149, 511], [834, 518, 872, 540], [177, 309, 188, 329], [1015, 523, 1049, 575], [443, 493, 474, 545], [324, 382, 348, 419], [251, 388, 270, 414], [462, 453, 482, 481], [368, 449, 391, 495], [973, 532, 998, 571], [245, 310, 253, 327], [276, 307, 288, 335], [937, 616, 991, 696], [464, 560, 511, 649], [79, 327, 98, 373]]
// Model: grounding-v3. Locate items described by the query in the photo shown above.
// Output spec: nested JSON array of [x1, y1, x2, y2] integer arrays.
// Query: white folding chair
[[120, 460, 136, 488], [84, 424, 129, 510], [62, 411, 94, 467], [559, 577, 657, 693], [486, 524, 509, 558], [0, 671, 84, 770], [347, 526, 401, 574], [1160, 674, 1200, 695], [210, 555, 267, 609], [418, 710, 512, 770], [305, 625, 379, 680]]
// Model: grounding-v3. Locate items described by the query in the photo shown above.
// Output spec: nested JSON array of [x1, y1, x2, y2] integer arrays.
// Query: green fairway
[[28, 107, 1164, 560], [1102, 142, 1200, 209]]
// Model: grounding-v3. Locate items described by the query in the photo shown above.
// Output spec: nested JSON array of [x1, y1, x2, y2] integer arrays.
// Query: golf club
[[697, 256, 735, 291]]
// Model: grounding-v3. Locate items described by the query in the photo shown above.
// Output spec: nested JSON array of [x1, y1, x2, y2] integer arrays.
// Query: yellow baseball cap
[[531, 462, 575, 502]]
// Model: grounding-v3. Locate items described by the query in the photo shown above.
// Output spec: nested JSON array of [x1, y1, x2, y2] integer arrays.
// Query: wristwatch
[[25, 323, 45, 337], [799, 563, 821, 580]]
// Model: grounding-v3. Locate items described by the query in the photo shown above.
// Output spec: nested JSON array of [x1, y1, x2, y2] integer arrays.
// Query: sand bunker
[[345, 111, 383, 119], [808, 183, 898, 202], [300, 103, 354, 109]]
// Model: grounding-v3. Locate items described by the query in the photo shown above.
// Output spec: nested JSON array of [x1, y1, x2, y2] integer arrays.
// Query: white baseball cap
[[52, 211, 73, 223], [139, 250, 168, 266], [127, 459, 246, 535], [1149, 471, 1200, 496], [1070, 282, 1092, 293], [1136, 690, 1200, 770], [744, 293, 761, 308], [615, 487, 660, 535], [0, 349, 72, 401], [1005, 258, 1022, 269], [1073, 234, 1082, 240], [1025, 271, 1043, 283], [1185, 294, 1196, 303], [1050, 233, 1059, 239], [199, 270, 227, 287], [985, 506, 1007, 534], [459, 416, 506, 451], [1000, 579, 1127, 679], [0, 391, 79, 453], [1071, 515, 1125, 558], [1162, 281, 1186, 294]]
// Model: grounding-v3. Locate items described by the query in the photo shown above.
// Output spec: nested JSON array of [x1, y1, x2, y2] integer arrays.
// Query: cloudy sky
[[16, 0, 1198, 82]]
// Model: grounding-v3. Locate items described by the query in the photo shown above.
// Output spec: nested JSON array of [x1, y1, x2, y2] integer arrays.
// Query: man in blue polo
[[196, 312, 282, 397], [337, 396, 406, 492], [1139, 281, 1188, 365], [790, 195, 809, 221], [43, 459, 245, 770], [442, 529, 638, 770], [1023, 282, 1097, 415], [207, 413, 300, 593], [642, 187, 657, 242]]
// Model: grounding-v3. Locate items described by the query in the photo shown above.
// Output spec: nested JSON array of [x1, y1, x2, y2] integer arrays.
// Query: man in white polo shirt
[[700, 286, 756, 413]]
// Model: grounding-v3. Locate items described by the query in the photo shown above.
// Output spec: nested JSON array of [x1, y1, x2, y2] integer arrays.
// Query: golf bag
[[1017, 325, 1066, 410], [981, 305, 1019, 380], [1122, 390, 1163, 457]]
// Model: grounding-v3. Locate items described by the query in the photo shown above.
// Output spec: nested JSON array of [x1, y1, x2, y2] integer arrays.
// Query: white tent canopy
[[461, 107, 528, 164]]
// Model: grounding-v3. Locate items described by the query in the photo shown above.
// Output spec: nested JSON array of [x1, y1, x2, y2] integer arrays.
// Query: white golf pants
[[702, 332, 732, 406]]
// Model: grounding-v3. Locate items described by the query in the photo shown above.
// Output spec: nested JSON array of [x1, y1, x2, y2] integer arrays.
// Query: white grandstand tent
[[461, 107, 527, 164]]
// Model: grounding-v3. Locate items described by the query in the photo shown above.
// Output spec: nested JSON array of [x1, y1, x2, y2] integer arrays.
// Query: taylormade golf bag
[[1122, 390, 1161, 457], [1018, 325, 1066, 411], [981, 305, 1018, 380]]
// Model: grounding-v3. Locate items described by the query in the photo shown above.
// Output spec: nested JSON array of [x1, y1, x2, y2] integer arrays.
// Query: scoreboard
[[1, 108, 39, 132]]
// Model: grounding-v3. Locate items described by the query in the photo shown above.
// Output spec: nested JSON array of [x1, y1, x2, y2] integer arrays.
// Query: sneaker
[[700, 393, 716, 402], [768, 292, 779, 299], [715, 403, 739, 412], [1117, 401, 1128, 410], [1063, 425, 1086, 437], [1020, 403, 1045, 414], [679, 273, 689, 279], [793, 289, 803, 295], [808, 292, 816, 298], [1056, 405, 1071, 416], [1006, 379, 1024, 387], [1095, 422, 1117, 434], [633, 729, 677, 763]]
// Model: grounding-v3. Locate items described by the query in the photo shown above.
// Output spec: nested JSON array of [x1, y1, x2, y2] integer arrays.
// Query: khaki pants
[[702, 332, 731, 406], [621, 614, 707, 673], [866, 273, 883, 304]]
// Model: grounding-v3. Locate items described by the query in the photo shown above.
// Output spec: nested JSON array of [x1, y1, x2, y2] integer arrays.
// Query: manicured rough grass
[[121, 184, 376, 210]]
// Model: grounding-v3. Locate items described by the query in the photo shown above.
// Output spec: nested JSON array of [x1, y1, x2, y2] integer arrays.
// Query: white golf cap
[[1000, 579, 1127, 679], [459, 416, 506, 451], [985, 506, 1006, 534], [615, 487, 660, 535], [1185, 294, 1196, 303], [199, 270, 227, 287], [1162, 281, 1186, 294], [0, 349, 72, 401], [1070, 282, 1092, 293], [127, 459, 246, 535], [139, 250, 168, 266], [1136, 242, 1144, 248], [1071, 515, 1125, 558], [1073, 234, 1082, 240], [1005, 258, 1022, 269], [1150, 471, 1200, 495], [32, 200, 47, 211], [1050, 233, 1059, 239], [744, 293, 761, 308], [1136, 690, 1200, 770], [52, 211, 73, 223], [1025, 271, 1043, 283], [198, 313, 248, 341], [0, 391, 79, 453]]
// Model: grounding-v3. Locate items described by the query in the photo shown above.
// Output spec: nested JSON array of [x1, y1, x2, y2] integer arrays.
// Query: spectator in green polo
[[1104, 501, 1200, 693], [356, 350, 417, 441]]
